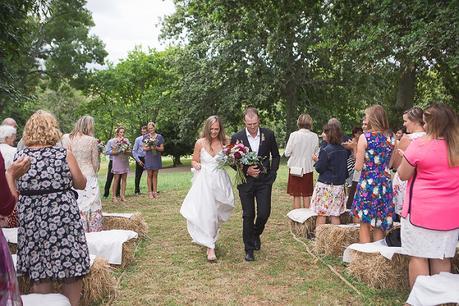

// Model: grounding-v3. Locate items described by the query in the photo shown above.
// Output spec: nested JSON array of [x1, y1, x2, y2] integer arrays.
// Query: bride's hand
[[192, 161, 201, 170]]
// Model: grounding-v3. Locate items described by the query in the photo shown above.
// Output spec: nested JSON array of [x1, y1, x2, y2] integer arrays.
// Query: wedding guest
[[62, 115, 103, 232], [1, 117, 17, 128], [398, 103, 459, 288], [180, 116, 234, 262], [311, 123, 348, 228], [0, 125, 17, 169], [352, 105, 396, 243], [103, 131, 120, 199], [143, 122, 164, 199], [1, 151, 30, 305], [13, 110, 90, 306], [111, 126, 131, 202], [284, 114, 319, 209], [391, 107, 425, 215], [342, 126, 363, 209], [0, 125, 18, 227], [395, 127, 404, 142], [132, 125, 147, 195]]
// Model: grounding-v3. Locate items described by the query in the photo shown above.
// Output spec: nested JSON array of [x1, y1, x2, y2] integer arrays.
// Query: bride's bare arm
[[191, 139, 203, 170]]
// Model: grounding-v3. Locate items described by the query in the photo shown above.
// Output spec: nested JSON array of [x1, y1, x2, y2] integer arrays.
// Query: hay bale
[[347, 250, 409, 290], [18, 257, 117, 306], [8, 242, 16, 254], [452, 250, 459, 274], [118, 238, 137, 269], [289, 217, 316, 239], [102, 213, 148, 238], [313, 224, 360, 257], [81, 257, 117, 305]]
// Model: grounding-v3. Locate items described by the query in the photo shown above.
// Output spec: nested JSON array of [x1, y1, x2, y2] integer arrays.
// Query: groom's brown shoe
[[244, 250, 255, 261]]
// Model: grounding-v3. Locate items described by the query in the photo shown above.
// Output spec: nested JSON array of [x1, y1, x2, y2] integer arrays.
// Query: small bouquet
[[113, 138, 131, 154], [96, 139, 105, 153], [217, 142, 266, 184], [143, 136, 159, 155]]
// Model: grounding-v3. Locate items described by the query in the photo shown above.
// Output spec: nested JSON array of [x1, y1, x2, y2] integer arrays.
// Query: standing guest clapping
[[398, 103, 459, 288], [111, 126, 131, 202], [352, 105, 396, 243], [310, 123, 348, 228], [391, 107, 425, 215], [132, 125, 147, 195], [284, 114, 319, 209], [62, 115, 103, 232], [143, 122, 164, 199], [13, 110, 90, 306]]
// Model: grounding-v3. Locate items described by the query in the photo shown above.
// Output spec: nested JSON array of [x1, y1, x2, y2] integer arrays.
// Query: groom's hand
[[247, 166, 260, 178]]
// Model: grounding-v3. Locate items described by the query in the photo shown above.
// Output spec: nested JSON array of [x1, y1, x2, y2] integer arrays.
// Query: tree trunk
[[395, 63, 416, 113], [172, 155, 182, 167]]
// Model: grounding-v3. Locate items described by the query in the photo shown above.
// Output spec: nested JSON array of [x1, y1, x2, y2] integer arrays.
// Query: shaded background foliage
[[1, 0, 458, 165]]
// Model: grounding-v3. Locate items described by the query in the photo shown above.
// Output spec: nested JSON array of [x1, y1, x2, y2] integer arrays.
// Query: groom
[[231, 107, 280, 261]]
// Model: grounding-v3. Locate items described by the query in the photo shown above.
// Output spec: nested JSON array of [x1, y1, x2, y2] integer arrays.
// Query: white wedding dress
[[180, 148, 235, 249]]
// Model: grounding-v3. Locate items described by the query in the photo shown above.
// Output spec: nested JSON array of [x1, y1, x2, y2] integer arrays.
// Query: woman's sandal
[[207, 248, 217, 262]]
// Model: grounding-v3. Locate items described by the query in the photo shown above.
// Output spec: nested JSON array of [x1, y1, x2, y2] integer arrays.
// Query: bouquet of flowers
[[143, 136, 159, 155], [113, 138, 131, 154], [217, 142, 266, 184], [96, 139, 105, 153]]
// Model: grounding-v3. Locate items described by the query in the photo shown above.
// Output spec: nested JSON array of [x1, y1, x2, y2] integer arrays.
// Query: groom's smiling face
[[244, 115, 259, 136]]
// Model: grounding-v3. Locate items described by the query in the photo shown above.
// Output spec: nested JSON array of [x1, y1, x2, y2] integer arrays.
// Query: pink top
[[401, 138, 459, 230]]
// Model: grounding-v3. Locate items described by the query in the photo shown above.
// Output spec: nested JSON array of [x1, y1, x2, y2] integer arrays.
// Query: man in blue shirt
[[103, 135, 120, 198], [132, 125, 147, 195]]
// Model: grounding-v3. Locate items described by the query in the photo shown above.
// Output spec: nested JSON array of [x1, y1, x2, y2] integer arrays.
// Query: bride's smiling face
[[210, 121, 220, 139]]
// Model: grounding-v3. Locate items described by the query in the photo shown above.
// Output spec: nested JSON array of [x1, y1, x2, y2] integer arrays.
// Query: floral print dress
[[352, 132, 395, 230], [15, 147, 90, 282]]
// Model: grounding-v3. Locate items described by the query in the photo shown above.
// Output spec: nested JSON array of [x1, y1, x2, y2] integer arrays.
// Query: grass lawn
[[98, 155, 409, 305]]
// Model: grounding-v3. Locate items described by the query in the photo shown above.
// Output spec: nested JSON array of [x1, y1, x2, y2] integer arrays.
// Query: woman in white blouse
[[284, 114, 319, 209], [0, 125, 17, 169]]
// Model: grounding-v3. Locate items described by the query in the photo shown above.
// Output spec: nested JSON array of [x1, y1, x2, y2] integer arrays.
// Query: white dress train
[[180, 148, 235, 249]]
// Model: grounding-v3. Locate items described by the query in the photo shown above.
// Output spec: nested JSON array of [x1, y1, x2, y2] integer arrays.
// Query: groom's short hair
[[244, 107, 259, 119]]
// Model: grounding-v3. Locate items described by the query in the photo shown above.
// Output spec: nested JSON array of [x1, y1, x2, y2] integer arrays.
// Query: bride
[[180, 115, 235, 262]]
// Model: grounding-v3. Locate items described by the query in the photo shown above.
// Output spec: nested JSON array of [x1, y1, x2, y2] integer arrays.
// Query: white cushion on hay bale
[[2, 227, 18, 243], [287, 208, 317, 223], [406, 272, 459, 306], [21, 293, 71, 306], [343, 239, 403, 263], [102, 212, 134, 218], [85, 230, 138, 265]]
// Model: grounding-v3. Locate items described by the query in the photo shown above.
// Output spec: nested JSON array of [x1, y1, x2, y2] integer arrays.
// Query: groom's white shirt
[[246, 128, 260, 154]]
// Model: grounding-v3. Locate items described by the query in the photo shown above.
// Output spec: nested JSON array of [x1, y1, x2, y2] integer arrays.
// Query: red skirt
[[287, 171, 313, 197]]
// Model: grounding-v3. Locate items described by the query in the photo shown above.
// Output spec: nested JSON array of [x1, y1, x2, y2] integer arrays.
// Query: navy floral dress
[[352, 132, 395, 230], [15, 147, 90, 282]]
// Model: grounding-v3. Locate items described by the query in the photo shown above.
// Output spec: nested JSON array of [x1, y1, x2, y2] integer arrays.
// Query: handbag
[[290, 166, 304, 177], [385, 227, 401, 247]]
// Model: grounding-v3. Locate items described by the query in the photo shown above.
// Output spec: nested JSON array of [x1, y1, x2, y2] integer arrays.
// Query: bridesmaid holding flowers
[[143, 122, 165, 199], [111, 126, 131, 202]]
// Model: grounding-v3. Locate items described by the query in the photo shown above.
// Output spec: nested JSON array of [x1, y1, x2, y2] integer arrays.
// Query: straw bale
[[18, 258, 117, 306], [81, 257, 117, 305], [112, 238, 137, 269], [347, 250, 409, 290], [102, 213, 148, 238], [289, 217, 316, 239], [8, 242, 16, 254], [313, 224, 360, 257]]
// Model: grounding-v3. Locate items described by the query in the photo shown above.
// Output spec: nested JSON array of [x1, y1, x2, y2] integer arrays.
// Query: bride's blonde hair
[[200, 115, 227, 145]]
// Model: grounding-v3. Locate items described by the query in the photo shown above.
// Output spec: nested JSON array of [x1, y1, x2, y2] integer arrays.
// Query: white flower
[[363, 209, 368, 215], [376, 219, 382, 227], [373, 187, 379, 195], [374, 156, 380, 164], [371, 219, 376, 227]]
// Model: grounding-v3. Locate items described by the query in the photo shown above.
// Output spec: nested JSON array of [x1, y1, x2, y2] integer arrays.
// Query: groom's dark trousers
[[231, 127, 280, 252]]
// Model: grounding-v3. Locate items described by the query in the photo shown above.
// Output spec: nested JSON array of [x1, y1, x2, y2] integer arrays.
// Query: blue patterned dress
[[352, 132, 396, 230]]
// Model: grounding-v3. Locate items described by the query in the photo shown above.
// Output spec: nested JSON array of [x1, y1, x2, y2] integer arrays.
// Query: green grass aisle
[[98, 156, 408, 305]]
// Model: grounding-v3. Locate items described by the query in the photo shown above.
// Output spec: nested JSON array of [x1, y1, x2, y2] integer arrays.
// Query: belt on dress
[[20, 187, 78, 199]]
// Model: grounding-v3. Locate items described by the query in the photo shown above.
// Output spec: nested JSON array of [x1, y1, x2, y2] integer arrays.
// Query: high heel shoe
[[120, 197, 126, 202], [112, 197, 118, 203], [148, 192, 154, 199], [152, 192, 159, 199], [207, 248, 217, 262]]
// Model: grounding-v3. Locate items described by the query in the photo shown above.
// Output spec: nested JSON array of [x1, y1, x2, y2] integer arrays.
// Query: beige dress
[[62, 134, 103, 232]]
